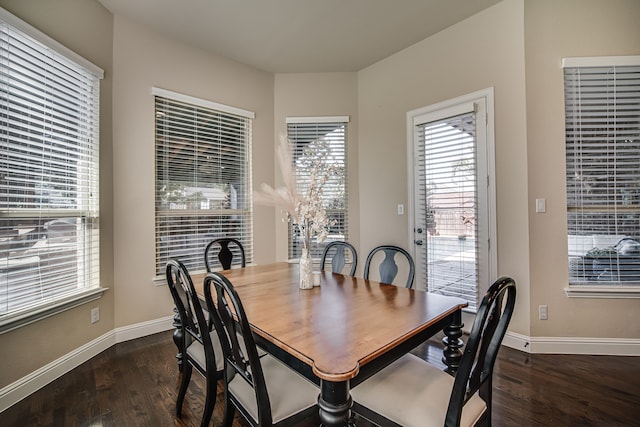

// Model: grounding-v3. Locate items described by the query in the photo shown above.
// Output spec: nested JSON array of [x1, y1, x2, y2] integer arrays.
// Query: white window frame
[[286, 116, 349, 261], [563, 55, 640, 298], [153, 88, 254, 280], [407, 88, 497, 311], [0, 8, 105, 333]]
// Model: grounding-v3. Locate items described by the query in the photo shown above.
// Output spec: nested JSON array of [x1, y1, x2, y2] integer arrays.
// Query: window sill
[[564, 285, 640, 298], [0, 287, 108, 334]]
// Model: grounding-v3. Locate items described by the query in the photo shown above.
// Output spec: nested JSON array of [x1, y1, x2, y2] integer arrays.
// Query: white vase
[[299, 247, 314, 289]]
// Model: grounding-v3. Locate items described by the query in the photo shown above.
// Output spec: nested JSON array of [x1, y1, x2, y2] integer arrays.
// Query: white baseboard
[[0, 315, 174, 413], [115, 315, 174, 344], [0, 329, 115, 413], [502, 331, 533, 352], [2, 319, 639, 414], [503, 331, 640, 356]]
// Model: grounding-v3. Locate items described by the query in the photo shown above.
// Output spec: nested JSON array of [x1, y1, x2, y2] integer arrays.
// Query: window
[[0, 9, 103, 331], [409, 89, 496, 311], [154, 88, 254, 276], [564, 56, 640, 291], [286, 117, 349, 260]]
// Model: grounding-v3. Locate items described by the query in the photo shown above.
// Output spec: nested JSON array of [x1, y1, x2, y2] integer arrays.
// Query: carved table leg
[[442, 310, 464, 375], [171, 307, 184, 372], [318, 380, 353, 426]]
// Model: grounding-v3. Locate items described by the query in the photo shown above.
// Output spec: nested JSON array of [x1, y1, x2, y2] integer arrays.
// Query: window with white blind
[[286, 117, 349, 260], [409, 90, 496, 311], [154, 88, 254, 276], [563, 56, 640, 291], [0, 9, 104, 331]]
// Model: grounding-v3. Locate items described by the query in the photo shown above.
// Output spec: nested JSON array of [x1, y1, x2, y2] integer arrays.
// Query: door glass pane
[[418, 112, 479, 310]]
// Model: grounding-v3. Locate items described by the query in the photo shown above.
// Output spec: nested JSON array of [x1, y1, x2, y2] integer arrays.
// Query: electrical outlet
[[538, 305, 548, 320], [91, 307, 100, 324], [397, 204, 404, 215]]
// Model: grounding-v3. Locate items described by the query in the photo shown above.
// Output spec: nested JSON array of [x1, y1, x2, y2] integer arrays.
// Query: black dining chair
[[165, 259, 224, 427], [320, 241, 358, 276], [203, 272, 319, 426], [351, 276, 517, 427], [204, 237, 246, 271], [363, 245, 415, 288]]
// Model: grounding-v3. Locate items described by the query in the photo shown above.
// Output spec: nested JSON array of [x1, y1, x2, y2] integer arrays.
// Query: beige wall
[[111, 15, 275, 327], [0, 0, 115, 386], [2, 0, 640, 396], [273, 73, 360, 262], [357, 0, 531, 335], [525, 0, 640, 338]]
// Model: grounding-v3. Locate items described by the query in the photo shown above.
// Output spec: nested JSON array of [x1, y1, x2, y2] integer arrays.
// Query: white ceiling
[[98, 0, 502, 73]]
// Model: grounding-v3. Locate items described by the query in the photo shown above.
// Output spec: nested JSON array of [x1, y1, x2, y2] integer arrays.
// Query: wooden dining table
[[191, 262, 468, 427]]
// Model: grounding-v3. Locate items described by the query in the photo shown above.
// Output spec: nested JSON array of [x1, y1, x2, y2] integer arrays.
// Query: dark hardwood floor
[[3, 330, 639, 426]]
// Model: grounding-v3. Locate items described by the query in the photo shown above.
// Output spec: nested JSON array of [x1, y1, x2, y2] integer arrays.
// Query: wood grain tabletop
[[193, 262, 467, 382]]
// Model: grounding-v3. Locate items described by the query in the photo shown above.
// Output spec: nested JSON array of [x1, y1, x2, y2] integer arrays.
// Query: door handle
[[415, 240, 423, 246]]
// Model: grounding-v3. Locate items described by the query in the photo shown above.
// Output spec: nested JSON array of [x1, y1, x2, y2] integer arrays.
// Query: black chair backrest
[[364, 245, 415, 288], [321, 241, 358, 276], [166, 259, 217, 374], [204, 272, 272, 425], [445, 276, 516, 427], [204, 238, 246, 271]]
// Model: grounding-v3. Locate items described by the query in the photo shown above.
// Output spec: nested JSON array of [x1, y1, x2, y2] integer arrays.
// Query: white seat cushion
[[351, 353, 486, 427], [228, 354, 318, 424], [186, 330, 225, 372]]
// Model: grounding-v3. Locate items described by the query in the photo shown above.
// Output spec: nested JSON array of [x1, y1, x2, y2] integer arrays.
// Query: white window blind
[[0, 10, 102, 325], [416, 111, 480, 310], [286, 118, 348, 260], [564, 57, 640, 286], [154, 91, 253, 275]]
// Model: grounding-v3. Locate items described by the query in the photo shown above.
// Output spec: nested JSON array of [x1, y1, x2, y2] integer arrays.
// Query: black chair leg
[[177, 363, 192, 416], [200, 377, 216, 427], [221, 394, 235, 427]]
